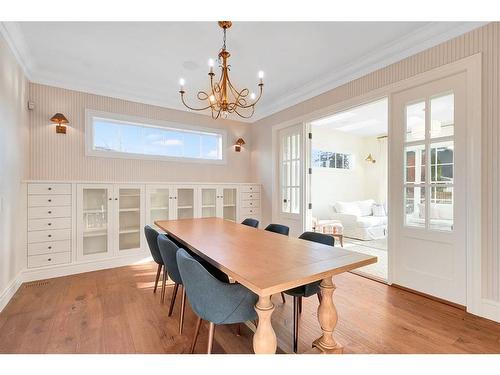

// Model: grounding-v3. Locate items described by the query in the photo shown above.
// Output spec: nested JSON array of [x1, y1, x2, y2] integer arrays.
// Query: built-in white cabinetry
[[26, 182, 260, 274], [76, 184, 144, 261], [27, 183, 72, 268]]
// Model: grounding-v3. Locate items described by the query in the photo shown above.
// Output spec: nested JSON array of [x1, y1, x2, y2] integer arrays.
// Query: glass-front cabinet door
[[200, 187, 217, 218], [176, 188, 195, 219], [117, 186, 143, 254], [146, 186, 172, 229], [77, 184, 113, 260], [222, 188, 237, 221]]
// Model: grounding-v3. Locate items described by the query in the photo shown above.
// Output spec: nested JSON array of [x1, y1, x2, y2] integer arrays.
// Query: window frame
[[85, 109, 227, 165]]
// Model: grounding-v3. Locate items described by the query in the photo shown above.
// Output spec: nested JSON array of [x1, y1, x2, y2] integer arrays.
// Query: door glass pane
[[404, 186, 425, 228], [430, 186, 453, 231], [201, 188, 217, 218], [405, 145, 426, 183], [177, 188, 194, 219], [82, 188, 108, 255], [150, 188, 169, 228], [119, 188, 141, 251], [431, 141, 454, 183], [431, 93, 454, 138], [406, 101, 426, 142], [223, 188, 237, 221]]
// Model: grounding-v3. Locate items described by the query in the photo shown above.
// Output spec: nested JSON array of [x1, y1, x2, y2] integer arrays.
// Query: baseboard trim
[[21, 252, 152, 283], [479, 298, 500, 323], [0, 271, 24, 313]]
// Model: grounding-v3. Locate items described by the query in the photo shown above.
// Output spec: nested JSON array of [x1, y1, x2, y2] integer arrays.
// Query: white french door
[[390, 72, 467, 304], [276, 123, 304, 235]]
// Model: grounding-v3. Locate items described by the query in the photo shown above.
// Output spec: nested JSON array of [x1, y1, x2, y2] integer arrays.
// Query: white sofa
[[328, 199, 387, 240], [406, 203, 453, 230]]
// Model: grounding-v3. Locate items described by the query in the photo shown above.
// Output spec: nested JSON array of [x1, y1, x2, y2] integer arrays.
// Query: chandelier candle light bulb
[[178, 21, 264, 120]]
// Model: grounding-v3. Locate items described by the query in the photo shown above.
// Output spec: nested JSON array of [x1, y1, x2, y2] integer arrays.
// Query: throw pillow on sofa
[[372, 203, 386, 217], [358, 199, 375, 216]]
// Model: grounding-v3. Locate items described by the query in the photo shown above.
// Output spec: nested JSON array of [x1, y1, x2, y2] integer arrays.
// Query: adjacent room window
[[312, 150, 353, 169], [86, 111, 225, 163]]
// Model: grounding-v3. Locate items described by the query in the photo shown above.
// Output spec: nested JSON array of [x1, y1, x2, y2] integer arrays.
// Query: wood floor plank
[[1, 261, 499, 354]]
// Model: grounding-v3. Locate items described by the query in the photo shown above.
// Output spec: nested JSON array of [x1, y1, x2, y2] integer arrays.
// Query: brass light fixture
[[365, 153, 376, 163], [179, 21, 264, 120], [50, 113, 69, 134], [234, 137, 246, 152]]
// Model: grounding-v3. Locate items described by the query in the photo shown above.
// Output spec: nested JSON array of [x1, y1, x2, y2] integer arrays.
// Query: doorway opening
[[307, 98, 389, 281]]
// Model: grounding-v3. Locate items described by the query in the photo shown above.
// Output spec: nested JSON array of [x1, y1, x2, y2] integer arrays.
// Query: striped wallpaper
[[252, 22, 500, 302], [28, 84, 252, 183]]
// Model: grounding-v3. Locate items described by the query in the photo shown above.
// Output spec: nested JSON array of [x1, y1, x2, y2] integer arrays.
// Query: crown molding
[[0, 22, 33, 80], [2, 21, 488, 124], [252, 21, 488, 122]]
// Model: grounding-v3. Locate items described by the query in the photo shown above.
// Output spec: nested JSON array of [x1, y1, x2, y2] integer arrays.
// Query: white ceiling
[[311, 98, 388, 137], [1, 21, 486, 122]]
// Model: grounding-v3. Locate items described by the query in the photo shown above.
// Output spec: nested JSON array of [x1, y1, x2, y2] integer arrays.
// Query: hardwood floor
[[1, 262, 499, 354]]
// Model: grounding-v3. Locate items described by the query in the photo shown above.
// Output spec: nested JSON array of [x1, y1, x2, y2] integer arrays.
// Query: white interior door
[[390, 72, 467, 304], [276, 123, 304, 236]]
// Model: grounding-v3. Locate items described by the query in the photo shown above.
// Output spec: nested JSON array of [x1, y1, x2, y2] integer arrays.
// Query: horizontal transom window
[[85, 111, 226, 163]]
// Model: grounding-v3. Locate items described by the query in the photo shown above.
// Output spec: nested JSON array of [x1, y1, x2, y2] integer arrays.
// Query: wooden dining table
[[155, 217, 377, 354]]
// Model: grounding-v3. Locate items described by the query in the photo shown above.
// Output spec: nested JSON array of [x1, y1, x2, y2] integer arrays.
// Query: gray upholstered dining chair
[[285, 231, 335, 353], [264, 223, 290, 304], [144, 225, 167, 302], [264, 223, 290, 236], [157, 234, 187, 334], [176, 248, 258, 354], [241, 218, 259, 228]]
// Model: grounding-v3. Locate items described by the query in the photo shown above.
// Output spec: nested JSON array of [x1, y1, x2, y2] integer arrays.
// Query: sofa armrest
[[329, 213, 359, 227]]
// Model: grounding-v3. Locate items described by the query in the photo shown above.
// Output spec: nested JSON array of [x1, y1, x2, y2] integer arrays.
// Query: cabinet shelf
[[83, 209, 106, 214], [151, 206, 169, 210], [202, 204, 216, 208], [83, 229, 107, 238], [178, 205, 193, 210], [119, 227, 140, 234], [120, 194, 140, 197], [119, 208, 140, 212], [223, 204, 236, 207]]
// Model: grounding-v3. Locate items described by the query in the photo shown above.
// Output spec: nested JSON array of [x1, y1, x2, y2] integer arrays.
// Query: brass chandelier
[[179, 21, 264, 120]]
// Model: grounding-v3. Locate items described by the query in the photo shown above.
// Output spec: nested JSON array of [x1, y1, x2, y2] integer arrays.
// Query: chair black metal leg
[[153, 264, 162, 293], [281, 292, 286, 304], [293, 296, 299, 353], [168, 283, 179, 316], [298, 296, 302, 314], [207, 322, 215, 354], [160, 267, 167, 303], [179, 286, 186, 334], [317, 292, 322, 304], [190, 317, 202, 354]]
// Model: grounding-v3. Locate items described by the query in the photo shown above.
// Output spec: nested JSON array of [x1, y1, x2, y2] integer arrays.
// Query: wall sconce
[[365, 153, 376, 163], [234, 138, 246, 152], [50, 113, 69, 134]]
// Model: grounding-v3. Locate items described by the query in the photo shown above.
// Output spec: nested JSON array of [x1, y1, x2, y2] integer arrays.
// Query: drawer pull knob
[[48, 234, 52, 238], [48, 199, 52, 202], [48, 211, 52, 214], [48, 223, 52, 226], [48, 246, 52, 249], [48, 258, 52, 261], [109, 198, 112, 200], [115, 198, 118, 201], [48, 187, 52, 191]]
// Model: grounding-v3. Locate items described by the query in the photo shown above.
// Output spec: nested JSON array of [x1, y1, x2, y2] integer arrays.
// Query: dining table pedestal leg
[[253, 295, 277, 354], [312, 276, 343, 354]]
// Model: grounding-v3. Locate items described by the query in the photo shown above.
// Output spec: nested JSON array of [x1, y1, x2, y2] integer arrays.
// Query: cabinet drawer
[[28, 183, 71, 195], [28, 217, 71, 231], [28, 252, 71, 268], [240, 207, 261, 217], [240, 185, 260, 193], [28, 206, 72, 219], [28, 194, 71, 207], [28, 240, 71, 256], [241, 200, 260, 208], [241, 192, 260, 201], [28, 229, 71, 243]]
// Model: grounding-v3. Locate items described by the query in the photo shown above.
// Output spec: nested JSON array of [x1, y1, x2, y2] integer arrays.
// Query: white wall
[[251, 23, 500, 306], [0, 32, 28, 310], [29, 83, 252, 183], [311, 127, 387, 219]]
